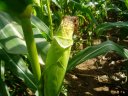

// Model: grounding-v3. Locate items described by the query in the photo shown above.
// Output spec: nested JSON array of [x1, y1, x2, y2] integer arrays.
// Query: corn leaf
[[0, 46, 38, 91], [67, 40, 128, 71], [31, 15, 50, 39], [95, 21, 128, 36], [0, 11, 27, 54], [0, 11, 50, 63]]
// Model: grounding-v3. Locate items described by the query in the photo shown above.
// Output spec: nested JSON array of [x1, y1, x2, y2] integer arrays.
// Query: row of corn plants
[[1, 0, 128, 96]]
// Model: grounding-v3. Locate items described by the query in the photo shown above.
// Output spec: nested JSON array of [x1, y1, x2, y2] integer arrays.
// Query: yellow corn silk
[[43, 16, 78, 96]]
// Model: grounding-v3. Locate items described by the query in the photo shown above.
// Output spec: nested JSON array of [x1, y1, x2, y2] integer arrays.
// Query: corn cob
[[43, 16, 78, 96]]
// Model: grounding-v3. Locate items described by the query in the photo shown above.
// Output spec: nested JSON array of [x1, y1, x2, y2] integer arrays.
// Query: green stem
[[46, 0, 53, 39], [40, 0, 44, 13], [21, 18, 41, 81]]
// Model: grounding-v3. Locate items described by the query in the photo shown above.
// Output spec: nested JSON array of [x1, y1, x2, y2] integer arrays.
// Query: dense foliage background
[[1, 0, 128, 96]]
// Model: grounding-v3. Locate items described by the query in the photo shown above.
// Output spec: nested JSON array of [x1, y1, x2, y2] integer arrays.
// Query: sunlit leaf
[[67, 40, 128, 71], [0, 11, 27, 54], [0, 11, 50, 63]]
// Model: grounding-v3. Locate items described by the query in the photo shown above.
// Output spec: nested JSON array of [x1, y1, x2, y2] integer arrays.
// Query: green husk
[[43, 16, 78, 96]]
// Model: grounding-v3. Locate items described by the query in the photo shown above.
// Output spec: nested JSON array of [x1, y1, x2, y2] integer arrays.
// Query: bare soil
[[65, 53, 128, 96]]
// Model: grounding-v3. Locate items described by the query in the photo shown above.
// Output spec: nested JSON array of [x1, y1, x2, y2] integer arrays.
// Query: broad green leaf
[[95, 21, 128, 35], [31, 15, 50, 40], [0, 11, 50, 63], [67, 40, 128, 71], [0, 11, 27, 54], [0, 46, 38, 91]]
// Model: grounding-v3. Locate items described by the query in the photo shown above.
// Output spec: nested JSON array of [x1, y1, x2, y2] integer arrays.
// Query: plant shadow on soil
[[65, 53, 128, 96]]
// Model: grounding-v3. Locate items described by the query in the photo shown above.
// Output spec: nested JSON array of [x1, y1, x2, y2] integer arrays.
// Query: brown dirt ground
[[65, 54, 128, 96]]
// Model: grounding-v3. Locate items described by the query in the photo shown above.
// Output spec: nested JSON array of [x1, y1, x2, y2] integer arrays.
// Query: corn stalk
[[42, 16, 78, 96], [46, 0, 53, 39], [2, 0, 41, 81], [20, 5, 41, 81]]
